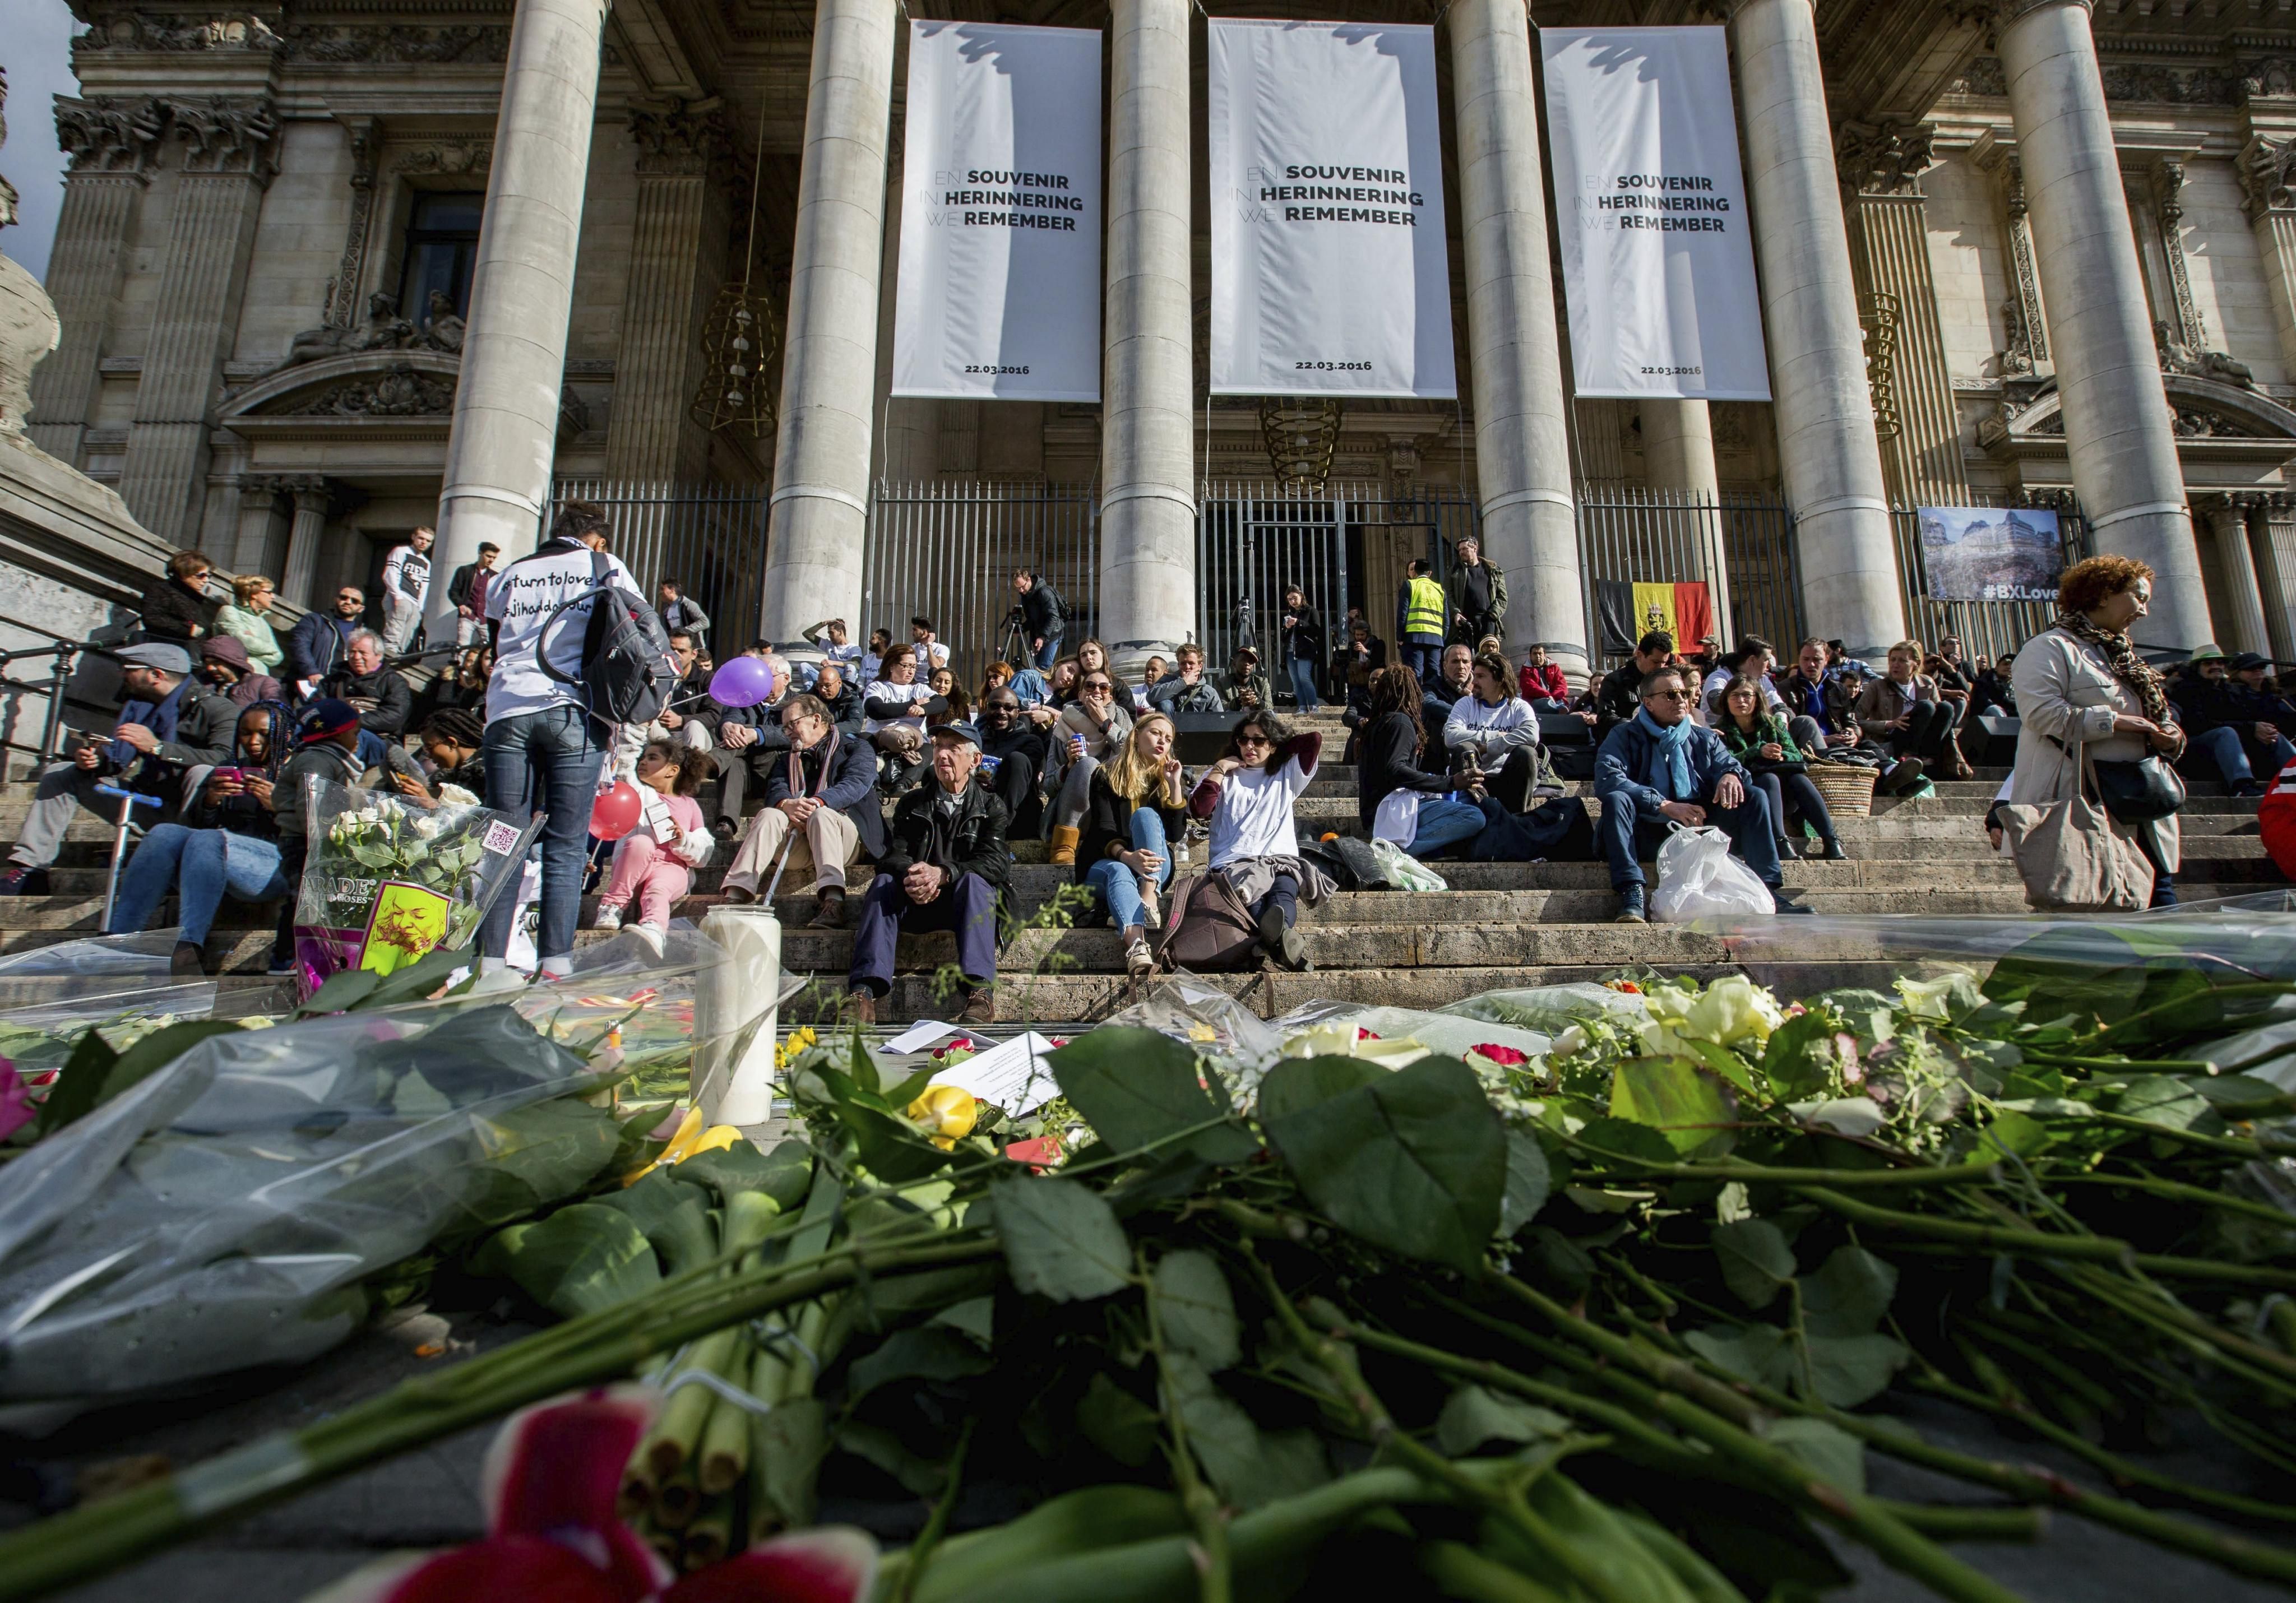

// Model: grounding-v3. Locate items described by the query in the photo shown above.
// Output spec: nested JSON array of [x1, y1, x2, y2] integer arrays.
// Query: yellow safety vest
[[1404, 575, 1446, 639]]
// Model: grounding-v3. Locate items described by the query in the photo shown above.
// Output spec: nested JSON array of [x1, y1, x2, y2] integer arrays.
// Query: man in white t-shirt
[[380, 527, 434, 652], [479, 501, 645, 979], [910, 616, 951, 674], [1188, 714, 1321, 970]]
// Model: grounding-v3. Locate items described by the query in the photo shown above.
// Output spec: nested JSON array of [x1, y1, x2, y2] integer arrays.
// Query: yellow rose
[[907, 1084, 979, 1150]]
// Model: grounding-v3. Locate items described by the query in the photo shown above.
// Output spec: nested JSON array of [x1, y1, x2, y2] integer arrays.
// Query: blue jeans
[[1401, 636, 1444, 683], [849, 870, 1000, 997], [2192, 725, 2295, 789], [108, 823, 288, 944], [1597, 791, 1783, 895], [1034, 633, 1063, 672], [480, 706, 607, 965], [1084, 808, 1173, 930], [1287, 656, 1321, 712], [1408, 795, 1486, 858]]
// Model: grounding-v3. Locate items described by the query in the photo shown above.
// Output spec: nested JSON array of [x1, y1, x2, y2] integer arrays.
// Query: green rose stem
[[1562, 1146, 2006, 1189], [1246, 1265, 1642, 1603], [1791, 1185, 2296, 1296], [1637, 1322, 2296, 1584], [1141, 1249, 1233, 1603], [1476, 1279, 2025, 1603], [2050, 1172, 2296, 1230], [890, 1421, 974, 1603], [0, 1234, 999, 1603]]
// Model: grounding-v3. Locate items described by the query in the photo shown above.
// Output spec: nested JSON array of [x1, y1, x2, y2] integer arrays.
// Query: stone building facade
[[21, 0, 2296, 671]]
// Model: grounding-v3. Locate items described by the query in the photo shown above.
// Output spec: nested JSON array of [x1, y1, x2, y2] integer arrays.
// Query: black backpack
[[537, 552, 679, 730]]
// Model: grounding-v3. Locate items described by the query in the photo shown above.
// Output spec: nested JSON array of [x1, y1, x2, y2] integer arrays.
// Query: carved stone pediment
[[221, 349, 588, 439], [1979, 376, 2296, 465]]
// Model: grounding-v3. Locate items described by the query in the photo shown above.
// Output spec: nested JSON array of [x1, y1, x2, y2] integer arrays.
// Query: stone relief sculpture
[[270, 289, 414, 373], [2155, 319, 2257, 389], [419, 290, 466, 355]]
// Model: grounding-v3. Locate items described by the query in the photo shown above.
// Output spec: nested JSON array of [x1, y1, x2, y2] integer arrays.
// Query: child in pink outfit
[[595, 742, 715, 938]]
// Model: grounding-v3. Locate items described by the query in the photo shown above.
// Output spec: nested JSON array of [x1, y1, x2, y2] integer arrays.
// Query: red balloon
[[590, 781, 645, 842]]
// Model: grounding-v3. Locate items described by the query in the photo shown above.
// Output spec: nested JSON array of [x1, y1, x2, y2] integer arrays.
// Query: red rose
[[1471, 1044, 1529, 1066]]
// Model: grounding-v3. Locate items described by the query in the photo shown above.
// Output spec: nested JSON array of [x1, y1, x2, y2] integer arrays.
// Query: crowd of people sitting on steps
[[8, 522, 2290, 1006]]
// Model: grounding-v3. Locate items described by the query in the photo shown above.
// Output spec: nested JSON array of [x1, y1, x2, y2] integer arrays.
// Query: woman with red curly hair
[[2008, 554, 2186, 906]]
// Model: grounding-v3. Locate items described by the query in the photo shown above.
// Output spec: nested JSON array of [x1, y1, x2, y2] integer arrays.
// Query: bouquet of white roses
[[289, 777, 540, 997]]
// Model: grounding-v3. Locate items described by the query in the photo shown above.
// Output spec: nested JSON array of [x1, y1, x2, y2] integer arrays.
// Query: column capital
[[163, 95, 279, 183], [2242, 135, 2296, 221], [1836, 120, 1936, 197], [53, 95, 170, 177], [628, 99, 734, 177], [1953, 0, 2093, 27]]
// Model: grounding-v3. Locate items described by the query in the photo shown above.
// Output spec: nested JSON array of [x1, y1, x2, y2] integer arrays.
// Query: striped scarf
[[786, 728, 843, 799], [2054, 611, 2170, 728]]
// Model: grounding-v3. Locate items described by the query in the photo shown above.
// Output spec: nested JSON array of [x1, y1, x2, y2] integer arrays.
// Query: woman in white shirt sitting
[[1442, 650, 1544, 811], [1186, 710, 1324, 970], [862, 644, 942, 748]]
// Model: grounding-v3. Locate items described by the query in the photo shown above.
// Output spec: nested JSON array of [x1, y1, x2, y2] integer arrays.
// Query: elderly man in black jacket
[[846, 723, 1008, 1027], [317, 630, 413, 739], [721, 692, 884, 927]]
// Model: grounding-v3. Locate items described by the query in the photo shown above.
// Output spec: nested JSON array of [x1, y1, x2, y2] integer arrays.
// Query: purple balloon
[[710, 655, 777, 707]]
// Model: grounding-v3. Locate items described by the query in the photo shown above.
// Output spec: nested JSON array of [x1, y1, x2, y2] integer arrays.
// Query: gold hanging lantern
[[1259, 397, 1343, 488], [691, 117, 779, 437]]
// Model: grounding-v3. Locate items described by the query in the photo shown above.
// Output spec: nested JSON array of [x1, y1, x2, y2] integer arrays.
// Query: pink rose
[[0, 1059, 33, 1142]]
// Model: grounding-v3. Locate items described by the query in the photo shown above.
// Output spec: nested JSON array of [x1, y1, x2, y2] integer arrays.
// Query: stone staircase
[[4, 710, 2287, 1022]]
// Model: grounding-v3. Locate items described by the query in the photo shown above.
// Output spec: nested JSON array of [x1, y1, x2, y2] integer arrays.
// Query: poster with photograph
[[1919, 506, 2065, 603]]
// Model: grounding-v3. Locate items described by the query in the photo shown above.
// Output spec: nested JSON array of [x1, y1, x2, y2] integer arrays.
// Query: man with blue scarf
[[1594, 665, 1802, 922], [0, 643, 236, 896]]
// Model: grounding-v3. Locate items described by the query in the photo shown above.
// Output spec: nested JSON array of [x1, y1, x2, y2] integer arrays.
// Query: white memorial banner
[[892, 21, 1101, 402], [1208, 19, 1455, 398], [1540, 26, 1771, 401]]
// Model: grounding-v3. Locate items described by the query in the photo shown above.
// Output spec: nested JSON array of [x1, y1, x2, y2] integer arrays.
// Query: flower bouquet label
[[358, 880, 453, 976], [290, 777, 543, 998]]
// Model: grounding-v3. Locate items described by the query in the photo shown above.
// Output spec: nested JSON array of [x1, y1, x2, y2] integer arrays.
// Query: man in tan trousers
[[720, 694, 886, 928]]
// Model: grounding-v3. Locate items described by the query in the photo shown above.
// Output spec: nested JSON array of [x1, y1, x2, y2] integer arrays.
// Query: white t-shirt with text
[[485, 539, 646, 724], [1209, 753, 1314, 868]]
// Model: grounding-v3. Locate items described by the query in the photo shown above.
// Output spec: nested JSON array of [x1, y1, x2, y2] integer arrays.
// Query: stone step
[[780, 960, 1973, 1026]]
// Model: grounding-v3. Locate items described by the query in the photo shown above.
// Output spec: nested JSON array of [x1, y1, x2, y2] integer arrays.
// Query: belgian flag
[[1596, 581, 1716, 658]]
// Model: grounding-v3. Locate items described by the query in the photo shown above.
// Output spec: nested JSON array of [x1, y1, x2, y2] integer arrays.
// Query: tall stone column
[[1641, 400, 1734, 649], [2240, 136, 2296, 398], [1721, 0, 1904, 658], [604, 101, 733, 483], [279, 475, 331, 609], [2200, 495, 2270, 657], [1996, 0, 2207, 653], [427, 0, 610, 642], [117, 98, 277, 546], [1837, 120, 1973, 506], [2251, 497, 2296, 665], [1451, 0, 1582, 670], [1096, 0, 1196, 666], [26, 98, 165, 467], [755, 0, 897, 643]]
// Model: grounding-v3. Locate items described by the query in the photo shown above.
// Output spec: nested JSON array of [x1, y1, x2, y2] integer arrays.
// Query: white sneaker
[[1124, 933, 1156, 978], [633, 920, 666, 956], [592, 904, 622, 933]]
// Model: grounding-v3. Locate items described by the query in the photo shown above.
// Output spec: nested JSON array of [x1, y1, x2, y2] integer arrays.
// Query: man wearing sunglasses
[[286, 584, 369, 693], [978, 688, 1046, 836], [1594, 666, 1803, 922]]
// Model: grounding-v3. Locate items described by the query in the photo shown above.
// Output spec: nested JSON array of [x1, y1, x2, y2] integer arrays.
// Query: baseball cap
[[2189, 643, 2228, 664], [297, 698, 362, 741], [927, 722, 983, 748], [2230, 651, 2273, 672], [113, 642, 193, 676]]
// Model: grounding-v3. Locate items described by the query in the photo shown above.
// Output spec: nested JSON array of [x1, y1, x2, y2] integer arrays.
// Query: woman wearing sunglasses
[[1187, 709, 1327, 969], [1046, 667, 1133, 864]]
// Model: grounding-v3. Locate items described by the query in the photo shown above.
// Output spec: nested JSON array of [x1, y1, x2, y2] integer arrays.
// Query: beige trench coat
[[2007, 626, 2181, 870]]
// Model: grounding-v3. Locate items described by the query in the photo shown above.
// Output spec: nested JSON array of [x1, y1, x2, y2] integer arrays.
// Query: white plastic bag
[[1650, 824, 1773, 922], [1372, 789, 1420, 847], [1367, 837, 1448, 892]]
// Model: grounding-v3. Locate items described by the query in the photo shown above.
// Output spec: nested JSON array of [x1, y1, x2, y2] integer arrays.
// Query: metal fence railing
[[546, 479, 771, 652], [1577, 487, 1801, 660], [865, 482, 1101, 688]]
